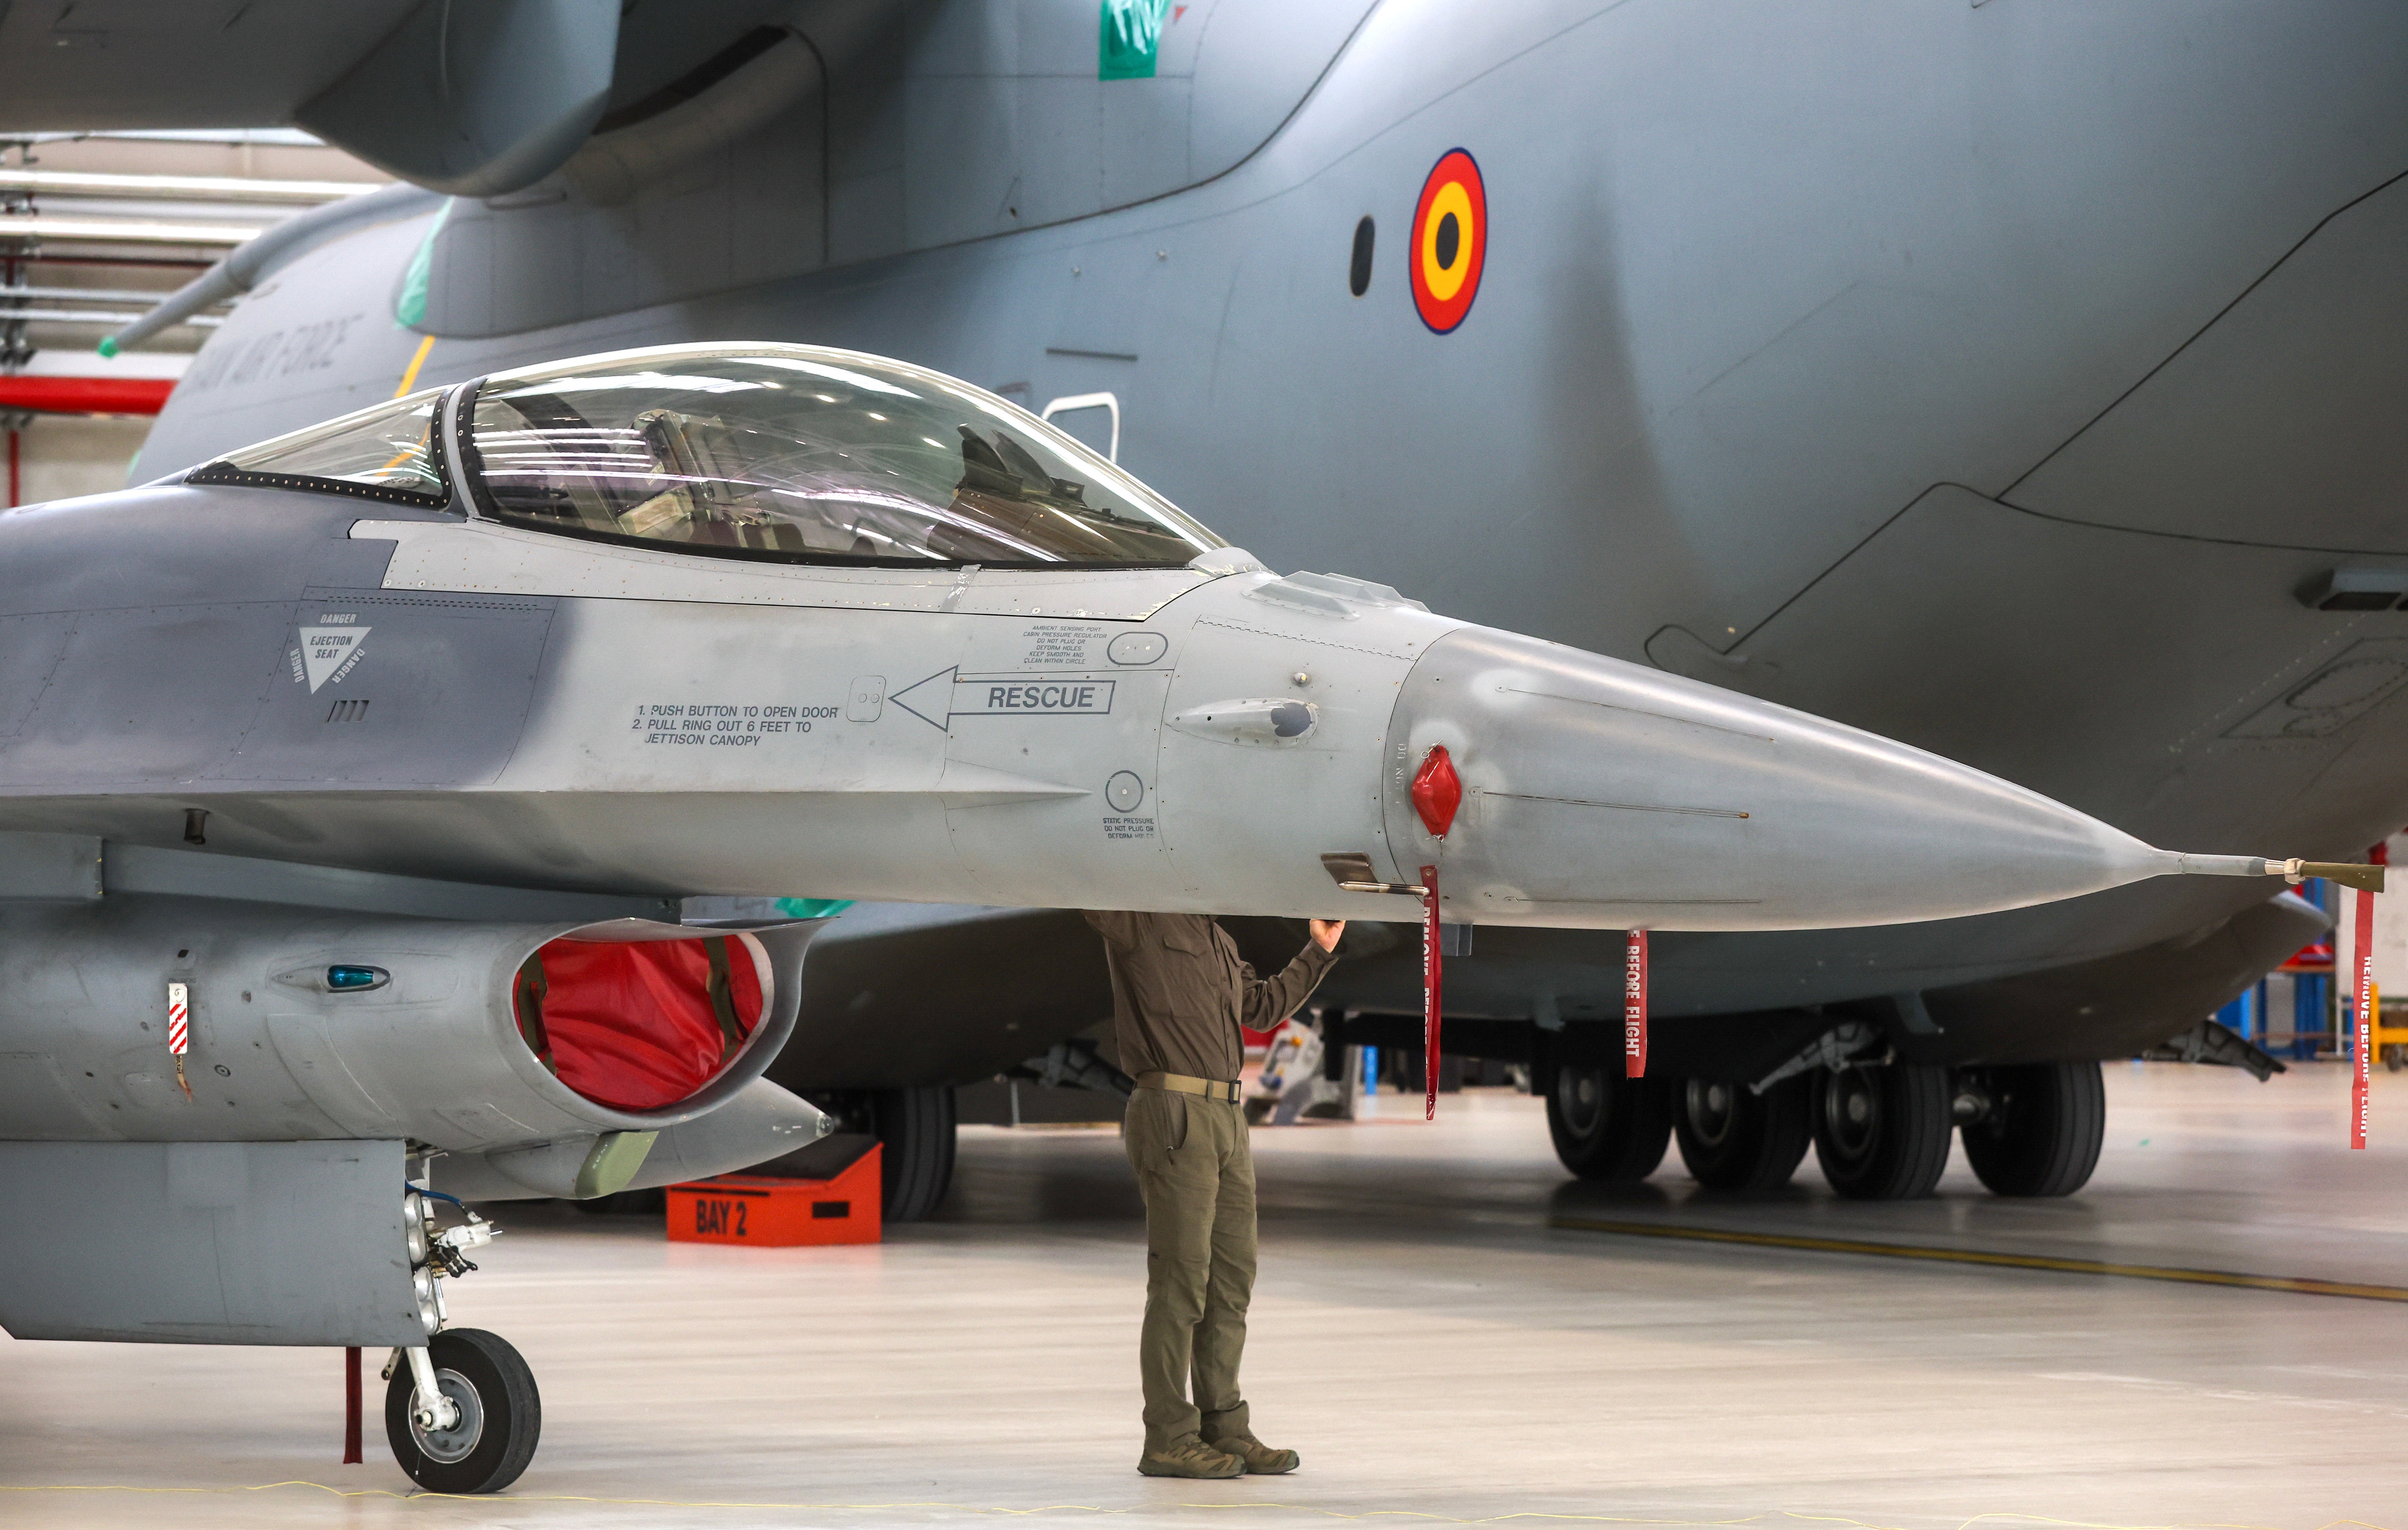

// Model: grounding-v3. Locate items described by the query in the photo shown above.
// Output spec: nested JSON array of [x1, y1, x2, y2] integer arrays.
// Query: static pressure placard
[[1410, 148, 1487, 333]]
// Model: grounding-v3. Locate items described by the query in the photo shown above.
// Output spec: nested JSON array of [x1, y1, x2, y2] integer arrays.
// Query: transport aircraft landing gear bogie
[[1811, 1060, 1952, 1200], [872, 1085, 958, 1222], [1546, 1064, 1672, 1181], [385, 1327, 543, 1494], [1675, 1074, 1812, 1191], [1958, 1060, 2105, 1197], [814, 1085, 958, 1221]]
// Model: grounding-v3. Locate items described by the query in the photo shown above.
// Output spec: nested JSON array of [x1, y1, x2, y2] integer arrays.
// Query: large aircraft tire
[[385, 1327, 542, 1494], [1674, 1074, 1812, 1191], [1545, 1064, 1672, 1181], [872, 1085, 958, 1222], [1812, 1062, 1951, 1200], [1961, 1060, 2105, 1197]]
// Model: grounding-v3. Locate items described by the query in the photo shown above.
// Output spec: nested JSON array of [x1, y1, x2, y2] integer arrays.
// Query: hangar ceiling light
[[0, 218, 260, 246], [0, 169, 380, 203]]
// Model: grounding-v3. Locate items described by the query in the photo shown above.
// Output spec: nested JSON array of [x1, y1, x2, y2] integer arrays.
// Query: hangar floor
[[5, 1062, 2406, 1528]]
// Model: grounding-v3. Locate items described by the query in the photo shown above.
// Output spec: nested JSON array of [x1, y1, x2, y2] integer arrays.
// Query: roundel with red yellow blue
[[1409, 148, 1486, 333]]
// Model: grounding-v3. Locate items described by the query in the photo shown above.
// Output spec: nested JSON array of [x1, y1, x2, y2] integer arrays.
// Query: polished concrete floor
[[6, 1063, 2408, 1528]]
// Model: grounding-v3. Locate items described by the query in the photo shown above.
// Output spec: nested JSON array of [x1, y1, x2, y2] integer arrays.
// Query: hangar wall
[[0, 130, 380, 508], [8, 415, 144, 504]]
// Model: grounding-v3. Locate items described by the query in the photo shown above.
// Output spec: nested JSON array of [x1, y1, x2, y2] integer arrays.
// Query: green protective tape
[[774, 897, 854, 921], [393, 197, 456, 329], [574, 1130, 659, 1199], [1099, 0, 1168, 80], [95, 335, 120, 359]]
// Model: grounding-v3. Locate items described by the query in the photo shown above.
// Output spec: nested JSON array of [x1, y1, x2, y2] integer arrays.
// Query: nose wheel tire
[[1960, 1060, 2105, 1197], [1545, 1064, 1672, 1181], [1812, 1061, 1951, 1200], [1675, 1074, 1812, 1191], [385, 1328, 542, 1494]]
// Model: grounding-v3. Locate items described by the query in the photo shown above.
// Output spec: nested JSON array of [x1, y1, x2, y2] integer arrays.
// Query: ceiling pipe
[[97, 182, 441, 355], [0, 169, 381, 204]]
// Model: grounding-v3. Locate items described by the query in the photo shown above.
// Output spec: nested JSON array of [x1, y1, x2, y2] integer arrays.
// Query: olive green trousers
[[1124, 1085, 1256, 1450]]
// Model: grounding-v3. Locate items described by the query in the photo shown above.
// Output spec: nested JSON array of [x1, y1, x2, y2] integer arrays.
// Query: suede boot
[[1138, 1438, 1245, 1479], [1206, 1434, 1299, 1475]]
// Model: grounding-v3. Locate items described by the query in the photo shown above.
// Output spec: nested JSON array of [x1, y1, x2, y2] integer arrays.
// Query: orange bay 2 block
[[668, 1141, 883, 1247]]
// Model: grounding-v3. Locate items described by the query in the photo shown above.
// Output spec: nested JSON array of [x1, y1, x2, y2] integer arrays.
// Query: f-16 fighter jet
[[0, 343, 2372, 1489], [16, 0, 2401, 1224]]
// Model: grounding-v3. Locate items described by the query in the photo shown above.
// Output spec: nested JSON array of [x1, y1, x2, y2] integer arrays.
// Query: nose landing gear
[[382, 1171, 541, 1492], [385, 1327, 543, 1493]]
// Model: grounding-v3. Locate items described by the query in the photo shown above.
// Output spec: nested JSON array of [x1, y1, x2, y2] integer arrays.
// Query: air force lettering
[[892, 666, 1116, 728]]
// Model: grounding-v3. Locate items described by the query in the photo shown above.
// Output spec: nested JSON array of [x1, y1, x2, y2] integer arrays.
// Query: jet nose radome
[[1380, 628, 2171, 932]]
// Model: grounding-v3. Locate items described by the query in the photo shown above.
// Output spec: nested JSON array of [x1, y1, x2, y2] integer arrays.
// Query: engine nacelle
[[0, 895, 829, 1193]]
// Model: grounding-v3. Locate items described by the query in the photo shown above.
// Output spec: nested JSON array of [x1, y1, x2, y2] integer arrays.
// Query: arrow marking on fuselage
[[891, 666, 1116, 730]]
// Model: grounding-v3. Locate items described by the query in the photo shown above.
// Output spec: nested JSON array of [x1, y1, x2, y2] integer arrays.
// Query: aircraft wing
[[0, 0, 802, 196], [0, 1, 424, 132]]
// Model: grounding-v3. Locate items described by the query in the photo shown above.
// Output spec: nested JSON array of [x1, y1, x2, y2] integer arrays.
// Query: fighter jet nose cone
[[1383, 628, 2164, 932]]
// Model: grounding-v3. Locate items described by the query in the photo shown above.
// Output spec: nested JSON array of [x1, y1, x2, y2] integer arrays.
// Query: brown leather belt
[[1136, 1071, 1241, 1103]]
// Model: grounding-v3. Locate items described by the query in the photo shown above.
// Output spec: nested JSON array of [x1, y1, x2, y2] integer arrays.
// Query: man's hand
[[1309, 919, 1346, 953]]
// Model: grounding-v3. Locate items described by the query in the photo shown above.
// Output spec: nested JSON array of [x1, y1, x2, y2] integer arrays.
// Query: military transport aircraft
[[8, 4, 2408, 1222], [0, 340, 2357, 1488]]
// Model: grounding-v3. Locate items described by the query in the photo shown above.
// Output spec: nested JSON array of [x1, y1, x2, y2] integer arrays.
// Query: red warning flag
[[1625, 929, 1648, 1078], [2355, 884, 2375, 1151], [1422, 865, 1442, 1120], [344, 1346, 363, 1464]]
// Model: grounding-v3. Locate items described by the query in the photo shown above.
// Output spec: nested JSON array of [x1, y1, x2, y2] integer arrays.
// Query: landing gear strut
[[1545, 1064, 1671, 1181], [1811, 1060, 1952, 1200], [1675, 1074, 1812, 1191]]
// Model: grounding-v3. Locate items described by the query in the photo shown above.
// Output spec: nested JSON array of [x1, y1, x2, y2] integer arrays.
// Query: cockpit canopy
[[194, 386, 448, 506], [196, 343, 1225, 569]]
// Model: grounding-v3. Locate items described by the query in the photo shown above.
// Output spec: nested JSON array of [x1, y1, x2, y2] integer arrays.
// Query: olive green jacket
[[1082, 911, 1339, 1082]]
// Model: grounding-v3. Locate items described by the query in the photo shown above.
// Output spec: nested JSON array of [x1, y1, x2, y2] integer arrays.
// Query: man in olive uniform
[[1083, 911, 1344, 1479]]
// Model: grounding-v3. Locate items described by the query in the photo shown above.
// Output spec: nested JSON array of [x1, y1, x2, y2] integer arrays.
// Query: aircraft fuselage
[[118, 0, 2408, 1054]]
